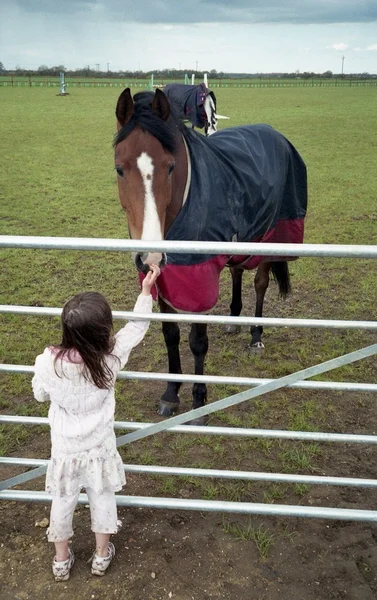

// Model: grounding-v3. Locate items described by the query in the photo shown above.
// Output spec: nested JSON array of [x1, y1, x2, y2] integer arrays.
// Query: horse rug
[[163, 83, 216, 129], [145, 124, 308, 313]]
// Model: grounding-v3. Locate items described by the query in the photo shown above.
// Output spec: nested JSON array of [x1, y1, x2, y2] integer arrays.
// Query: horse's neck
[[165, 133, 190, 233]]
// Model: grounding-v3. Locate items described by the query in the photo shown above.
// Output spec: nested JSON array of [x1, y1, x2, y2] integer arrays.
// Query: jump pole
[[56, 72, 69, 96]]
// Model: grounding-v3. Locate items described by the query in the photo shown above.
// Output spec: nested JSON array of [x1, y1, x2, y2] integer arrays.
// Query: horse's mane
[[114, 91, 194, 152]]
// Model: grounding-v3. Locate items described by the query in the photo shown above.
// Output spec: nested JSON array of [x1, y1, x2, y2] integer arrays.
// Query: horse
[[163, 82, 217, 136], [114, 88, 307, 424]]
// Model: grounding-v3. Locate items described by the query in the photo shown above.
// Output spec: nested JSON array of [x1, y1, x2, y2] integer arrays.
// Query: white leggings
[[47, 488, 118, 542]]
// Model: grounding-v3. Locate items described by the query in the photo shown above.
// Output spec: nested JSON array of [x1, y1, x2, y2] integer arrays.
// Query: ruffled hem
[[46, 442, 126, 497]]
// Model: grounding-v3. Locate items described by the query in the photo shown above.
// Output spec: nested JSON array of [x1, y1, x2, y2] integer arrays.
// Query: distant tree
[[4, 64, 377, 81]]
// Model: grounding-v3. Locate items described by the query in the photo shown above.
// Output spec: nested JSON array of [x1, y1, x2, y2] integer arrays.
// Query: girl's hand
[[141, 264, 161, 295]]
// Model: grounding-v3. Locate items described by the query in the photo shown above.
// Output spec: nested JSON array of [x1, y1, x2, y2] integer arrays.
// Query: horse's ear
[[116, 88, 134, 127], [152, 88, 170, 121]]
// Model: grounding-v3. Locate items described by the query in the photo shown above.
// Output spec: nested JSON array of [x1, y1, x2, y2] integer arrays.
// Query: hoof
[[186, 414, 209, 426], [250, 341, 265, 355], [158, 400, 180, 417], [224, 324, 241, 335]]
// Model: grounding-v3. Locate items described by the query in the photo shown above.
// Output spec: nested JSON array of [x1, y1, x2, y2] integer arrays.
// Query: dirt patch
[[1, 488, 377, 600], [2, 391, 377, 600]]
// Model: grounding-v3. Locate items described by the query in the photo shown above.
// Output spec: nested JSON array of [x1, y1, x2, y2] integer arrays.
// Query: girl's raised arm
[[113, 264, 160, 371]]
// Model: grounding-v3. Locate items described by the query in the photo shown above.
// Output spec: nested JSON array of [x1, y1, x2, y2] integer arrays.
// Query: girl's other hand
[[141, 264, 161, 295]]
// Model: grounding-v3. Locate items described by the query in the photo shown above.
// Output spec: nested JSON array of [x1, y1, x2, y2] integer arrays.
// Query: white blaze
[[137, 152, 163, 265]]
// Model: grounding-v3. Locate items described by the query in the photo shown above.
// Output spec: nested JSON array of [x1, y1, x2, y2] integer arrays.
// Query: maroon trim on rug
[[139, 218, 305, 313]]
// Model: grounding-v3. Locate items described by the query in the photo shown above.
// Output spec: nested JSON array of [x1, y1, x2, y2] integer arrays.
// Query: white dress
[[31, 293, 153, 497]]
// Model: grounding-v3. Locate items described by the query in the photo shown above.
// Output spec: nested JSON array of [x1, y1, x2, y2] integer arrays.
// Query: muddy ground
[[1, 476, 377, 600], [2, 387, 377, 600]]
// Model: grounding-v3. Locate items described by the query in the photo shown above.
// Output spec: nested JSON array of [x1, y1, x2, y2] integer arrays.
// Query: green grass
[[280, 443, 321, 472], [222, 519, 275, 559], [1, 85, 377, 489], [263, 483, 287, 504]]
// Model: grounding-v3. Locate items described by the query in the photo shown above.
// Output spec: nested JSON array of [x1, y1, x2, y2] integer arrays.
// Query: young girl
[[31, 265, 160, 581]]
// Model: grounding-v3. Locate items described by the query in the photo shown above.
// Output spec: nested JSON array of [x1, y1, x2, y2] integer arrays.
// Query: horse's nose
[[134, 252, 167, 273]]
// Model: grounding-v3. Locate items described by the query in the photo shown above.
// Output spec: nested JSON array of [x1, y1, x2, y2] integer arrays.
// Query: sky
[[0, 1, 376, 74]]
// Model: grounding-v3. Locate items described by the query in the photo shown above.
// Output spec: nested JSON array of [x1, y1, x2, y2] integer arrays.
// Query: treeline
[[0, 63, 376, 79]]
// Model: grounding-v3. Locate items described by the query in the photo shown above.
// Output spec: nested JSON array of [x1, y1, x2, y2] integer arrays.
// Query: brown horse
[[114, 88, 307, 424]]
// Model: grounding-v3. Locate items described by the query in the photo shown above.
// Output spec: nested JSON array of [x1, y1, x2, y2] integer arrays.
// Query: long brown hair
[[54, 292, 118, 389]]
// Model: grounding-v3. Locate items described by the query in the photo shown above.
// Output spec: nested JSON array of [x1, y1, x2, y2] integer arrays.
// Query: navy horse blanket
[[163, 83, 216, 130], [146, 124, 307, 313]]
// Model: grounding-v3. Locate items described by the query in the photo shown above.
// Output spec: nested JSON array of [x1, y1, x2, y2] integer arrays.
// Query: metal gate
[[1, 235, 377, 522]]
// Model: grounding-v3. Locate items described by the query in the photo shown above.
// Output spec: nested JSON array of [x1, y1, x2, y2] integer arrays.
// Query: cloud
[[350, 43, 377, 52], [14, 0, 93, 13], [331, 42, 348, 51], [21, 49, 43, 57], [10, 0, 377, 24]]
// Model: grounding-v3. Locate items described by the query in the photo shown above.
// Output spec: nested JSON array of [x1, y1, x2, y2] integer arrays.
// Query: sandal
[[52, 547, 75, 582], [91, 542, 115, 576]]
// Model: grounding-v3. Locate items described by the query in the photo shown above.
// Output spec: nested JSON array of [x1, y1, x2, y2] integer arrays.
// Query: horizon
[[2, 67, 376, 77]]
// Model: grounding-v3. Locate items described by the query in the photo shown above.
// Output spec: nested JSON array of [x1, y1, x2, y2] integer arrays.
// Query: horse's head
[[114, 88, 188, 273]]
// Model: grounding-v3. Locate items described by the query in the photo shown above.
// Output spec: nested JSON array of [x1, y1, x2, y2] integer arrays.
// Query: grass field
[[1, 84, 377, 478], [1, 84, 377, 599]]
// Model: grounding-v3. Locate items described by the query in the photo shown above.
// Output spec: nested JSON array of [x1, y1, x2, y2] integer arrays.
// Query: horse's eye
[[115, 166, 124, 177], [168, 162, 175, 175]]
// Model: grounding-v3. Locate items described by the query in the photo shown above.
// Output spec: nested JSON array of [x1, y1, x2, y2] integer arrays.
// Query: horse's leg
[[188, 323, 209, 425], [224, 267, 243, 334], [158, 298, 182, 417], [250, 262, 271, 353]]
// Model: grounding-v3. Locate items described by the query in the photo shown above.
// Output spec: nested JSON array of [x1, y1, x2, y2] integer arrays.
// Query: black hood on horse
[[163, 82, 217, 130]]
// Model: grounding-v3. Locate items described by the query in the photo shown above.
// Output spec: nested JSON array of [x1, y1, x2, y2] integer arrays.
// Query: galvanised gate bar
[[1, 235, 377, 521]]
